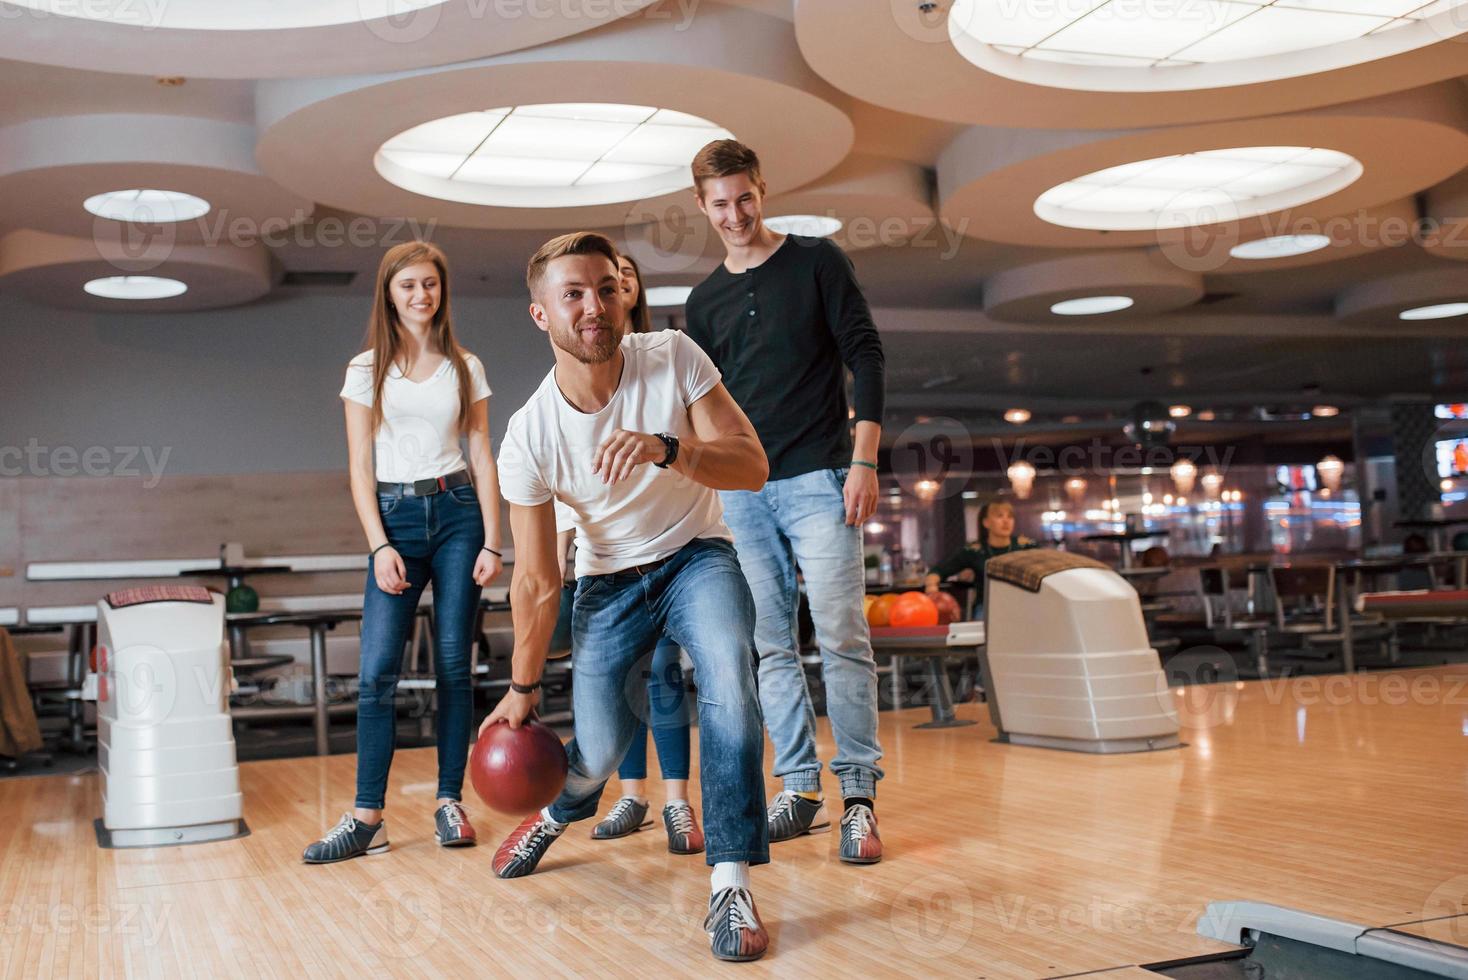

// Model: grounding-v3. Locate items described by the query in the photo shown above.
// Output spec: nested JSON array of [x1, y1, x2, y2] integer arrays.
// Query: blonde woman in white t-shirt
[[304, 241, 503, 864]]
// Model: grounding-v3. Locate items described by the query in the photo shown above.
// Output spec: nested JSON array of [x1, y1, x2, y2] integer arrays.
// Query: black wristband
[[510, 679, 541, 694], [369, 543, 391, 558], [654, 432, 679, 469], [482, 546, 502, 558]]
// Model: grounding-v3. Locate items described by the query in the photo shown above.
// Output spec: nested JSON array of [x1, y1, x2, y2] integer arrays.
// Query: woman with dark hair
[[924, 498, 1037, 610], [576, 252, 703, 855], [304, 240, 502, 863]]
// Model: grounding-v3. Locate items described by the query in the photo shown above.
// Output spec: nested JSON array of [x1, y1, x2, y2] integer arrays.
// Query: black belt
[[624, 554, 675, 577], [377, 469, 472, 497]]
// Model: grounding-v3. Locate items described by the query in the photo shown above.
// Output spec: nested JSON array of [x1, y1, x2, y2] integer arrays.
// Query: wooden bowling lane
[[2, 665, 1468, 978]]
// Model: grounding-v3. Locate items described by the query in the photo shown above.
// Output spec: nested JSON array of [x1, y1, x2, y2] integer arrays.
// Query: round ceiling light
[[645, 286, 694, 307], [1399, 301, 1468, 320], [375, 104, 733, 209], [948, 0, 1468, 78], [3, 0, 451, 30], [1229, 233, 1332, 260], [1050, 295, 1134, 316], [83, 276, 188, 300], [1035, 147, 1362, 231], [83, 189, 211, 224], [764, 214, 843, 237]]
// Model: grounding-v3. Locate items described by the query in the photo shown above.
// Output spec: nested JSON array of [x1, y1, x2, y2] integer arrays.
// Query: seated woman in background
[[924, 499, 1039, 609]]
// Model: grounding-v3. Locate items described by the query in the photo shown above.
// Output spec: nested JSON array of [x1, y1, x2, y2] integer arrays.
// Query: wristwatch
[[654, 432, 680, 469]]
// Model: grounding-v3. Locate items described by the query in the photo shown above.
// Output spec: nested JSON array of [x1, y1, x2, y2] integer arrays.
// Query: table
[[185, 565, 293, 659], [868, 623, 984, 729], [226, 609, 362, 756], [1081, 530, 1169, 570], [1393, 518, 1468, 553]]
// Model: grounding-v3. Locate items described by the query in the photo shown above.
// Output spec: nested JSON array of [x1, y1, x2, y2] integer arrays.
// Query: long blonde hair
[[362, 241, 473, 436]]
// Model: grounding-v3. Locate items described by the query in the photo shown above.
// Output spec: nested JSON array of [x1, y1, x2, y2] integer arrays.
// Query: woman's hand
[[373, 545, 410, 595], [480, 688, 539, 732], [473, 549, 502, 586]]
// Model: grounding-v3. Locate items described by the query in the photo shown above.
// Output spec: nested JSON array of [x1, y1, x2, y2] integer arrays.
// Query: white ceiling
[[0, 0, 1465, 426]]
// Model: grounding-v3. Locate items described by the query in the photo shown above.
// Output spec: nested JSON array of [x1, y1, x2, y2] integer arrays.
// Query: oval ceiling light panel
[[948, 0, 1468, 90], [83, 189, 211, 223], [1034, 146, 1362, 231], [764, 214, 844, 237], [375, 103, 735, 209], [83, 275, 188, 300], [5, 0, 450, 30], [645, 286, 694, 307], [1399, 301, 1468, 320], [1050, 295, 1134, 315], [1229, 233, 1332, 260]]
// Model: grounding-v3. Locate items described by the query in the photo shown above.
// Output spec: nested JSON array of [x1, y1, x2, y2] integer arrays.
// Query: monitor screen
[[1435, 404, 1468, 420], [1438, 438, 1468, 479]]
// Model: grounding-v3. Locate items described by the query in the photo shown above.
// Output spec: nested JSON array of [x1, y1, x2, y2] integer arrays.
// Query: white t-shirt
[[499, 330, 731, 577], [340, 350, 492, 483]]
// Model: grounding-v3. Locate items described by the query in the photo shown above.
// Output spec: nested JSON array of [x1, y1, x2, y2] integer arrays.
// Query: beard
[[550, 314, 623, 365]]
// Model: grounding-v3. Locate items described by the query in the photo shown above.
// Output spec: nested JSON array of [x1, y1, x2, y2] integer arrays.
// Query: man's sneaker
[[766, 790, 830, 842], [434, 801, 476, 847], [839, 803, 882, 864], [302, 813, 388, 864], [704, 887, 769, 962], [663, 801, 705, 855], [492, 813, 563, 878], [590, 797, 651, 840]]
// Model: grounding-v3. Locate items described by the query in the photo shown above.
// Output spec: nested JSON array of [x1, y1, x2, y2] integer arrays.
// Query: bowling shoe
[[590, 796, 651, 840], [434, 801, 477, 847], [838, 802, 882, 864], [492, 812, 564, 878], [704, 887, 769, 962], [302, 813, 389, 864], [663, 801, 705, 855], [766, 790, 830, 842]]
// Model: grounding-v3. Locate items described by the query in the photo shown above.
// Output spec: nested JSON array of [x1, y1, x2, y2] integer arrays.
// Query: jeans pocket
[[826, 466, 851, 499], [574, 576, 607, 606], [448, 484, 478, 506], [378, 493, 402, 517]]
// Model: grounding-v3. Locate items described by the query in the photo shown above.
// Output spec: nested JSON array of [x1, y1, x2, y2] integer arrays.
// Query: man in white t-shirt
[[482, 231, 773, 963]]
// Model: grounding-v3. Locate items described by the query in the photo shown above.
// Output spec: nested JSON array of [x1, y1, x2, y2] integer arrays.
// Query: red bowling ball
[[931, 590, 962, 625], [469, 719, 569, 815]]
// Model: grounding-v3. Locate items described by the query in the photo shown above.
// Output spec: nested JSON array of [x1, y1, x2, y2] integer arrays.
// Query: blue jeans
[[618, 637, 692, 782], [355, 483, 484, 810], [721, 468, 883, 800], [549, 538, 767, 866]]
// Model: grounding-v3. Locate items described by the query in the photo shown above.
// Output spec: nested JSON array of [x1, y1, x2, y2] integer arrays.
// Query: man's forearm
[[508, 564, 561, 685], [852, 421, 881, 464], [673, 431, 768, 491]]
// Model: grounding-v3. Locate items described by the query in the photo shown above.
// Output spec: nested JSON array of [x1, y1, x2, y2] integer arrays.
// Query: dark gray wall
[[0, 291, 554, 477]]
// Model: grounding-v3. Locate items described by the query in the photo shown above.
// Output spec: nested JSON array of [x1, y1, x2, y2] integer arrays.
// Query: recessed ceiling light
[[1169, 405, 1191, 418], [1312, 405, 1340, 417], [948, 0, 1463, 71], [1004, 408, 1032, 424], [83, 276, 187, 300], [1229, 234, 1332, 260], [764, 214, 843, 237], [4, 0, 451, 30], [1196, 410, 1217, 421], [1399, 302, 1468, 320], [645, 286, 693, 307], [84, 189, 210, 224], [1035, 147, 1362, 232], [375, 104, 733, 209], [1050, 295, 1134, 316]]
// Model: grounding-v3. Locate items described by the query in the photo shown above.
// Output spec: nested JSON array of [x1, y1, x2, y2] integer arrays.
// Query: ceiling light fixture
[[1050, 295, 1133, 316], [1399, 302, 1468, 320], [83, 276, 188, 300], [376, 103, 733, 208], [1229, 234, 1331, 260], [763, 214, 843, 237], [84, 189, 211, 224], [1004, 408, 1032, 424], [1035, 147, 1362, 232]]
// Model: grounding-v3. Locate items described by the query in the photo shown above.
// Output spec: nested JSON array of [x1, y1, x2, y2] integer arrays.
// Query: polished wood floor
[[4, 665, 1468, 978]]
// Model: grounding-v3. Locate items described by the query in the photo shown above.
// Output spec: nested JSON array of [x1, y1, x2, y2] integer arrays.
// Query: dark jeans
[[549, 538, 768, 866], [618, 636, 692, 782], [355, 483, 483, 810]]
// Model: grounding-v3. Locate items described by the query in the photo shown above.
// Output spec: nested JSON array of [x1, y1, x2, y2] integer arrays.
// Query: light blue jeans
[[721, 467, 883, 800], [548, 538, 768, 867]]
